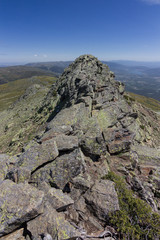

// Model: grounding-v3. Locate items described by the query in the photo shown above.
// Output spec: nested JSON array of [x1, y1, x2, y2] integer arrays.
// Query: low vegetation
[[0, 76, 57, 111], [103, 172, 160, 240], [127, 92, 160, 112], [0, 65, 56, 84]]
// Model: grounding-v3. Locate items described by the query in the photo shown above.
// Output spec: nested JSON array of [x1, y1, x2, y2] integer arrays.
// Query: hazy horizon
[[1, 58, 160, 69], [1, 0, 160, 63]]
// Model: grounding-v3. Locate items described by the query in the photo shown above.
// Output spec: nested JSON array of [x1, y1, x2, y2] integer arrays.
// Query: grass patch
[[103, 172, 160, 240], [127, 92, 160, 112], [0, 76, 57, 111]]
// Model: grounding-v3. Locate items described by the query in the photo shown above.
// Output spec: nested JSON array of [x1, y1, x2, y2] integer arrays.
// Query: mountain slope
[[0, 55, 160, 240], [0, 75, 57, 111], [126, 92, 160, 112], [0, 76, 57, 153]]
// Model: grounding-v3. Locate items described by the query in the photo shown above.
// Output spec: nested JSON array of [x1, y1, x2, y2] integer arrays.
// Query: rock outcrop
[[0, 55, 160, 239], [0, 180, 44, 237]]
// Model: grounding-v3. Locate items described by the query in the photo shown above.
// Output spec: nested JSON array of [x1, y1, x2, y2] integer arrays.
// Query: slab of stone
[[41, 133, 79, 151], [47, 103, 90, 129], [103, 128, 134, 154], [43, 125, 73, 135], [31, 149, 86, 190], [131, 145, 160, 166], [72, 174, 93, 192], [27, 206, 80, 240], [45, 187, 74, 211], [0, 228, 25, 240], [0, 180, 44, 237], [84, 180, 119, 221], [18, 139, 58, 172]]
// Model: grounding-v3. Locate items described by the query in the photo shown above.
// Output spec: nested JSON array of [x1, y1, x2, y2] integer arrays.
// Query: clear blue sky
[[0, 0, 160, 63]]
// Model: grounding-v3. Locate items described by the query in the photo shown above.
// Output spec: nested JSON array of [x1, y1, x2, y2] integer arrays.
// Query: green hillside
[[127, 92, 160, 112], [0, 76, 57, 111], [0, 65, 57, 84]]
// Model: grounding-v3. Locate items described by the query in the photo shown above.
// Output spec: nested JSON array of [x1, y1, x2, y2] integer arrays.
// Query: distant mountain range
[[26, 61, 72, 73], [26, 60, 160, 101], [0, 65, 57, 84], [1, 60, 160, 101], [108, 60, 160, 68], [104, 61, 160, 101]]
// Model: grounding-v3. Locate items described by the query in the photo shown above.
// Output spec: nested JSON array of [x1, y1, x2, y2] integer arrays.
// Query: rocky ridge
[[0, 55, 160, 239]]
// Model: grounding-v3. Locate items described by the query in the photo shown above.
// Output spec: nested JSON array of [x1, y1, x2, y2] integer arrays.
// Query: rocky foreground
[[0, 55, 160, 240]]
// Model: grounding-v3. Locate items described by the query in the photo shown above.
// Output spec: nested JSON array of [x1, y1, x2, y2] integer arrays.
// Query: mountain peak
[[56, 54, 121, 108], [63, 53, 109, 76]]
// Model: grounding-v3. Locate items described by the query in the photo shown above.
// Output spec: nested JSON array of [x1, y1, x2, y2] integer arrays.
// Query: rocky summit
[[0, 55, 160, 240]]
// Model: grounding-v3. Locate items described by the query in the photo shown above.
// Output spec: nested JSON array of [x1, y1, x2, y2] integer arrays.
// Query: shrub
[[103, 172, 160, 240], [140, 125, 145, 130]]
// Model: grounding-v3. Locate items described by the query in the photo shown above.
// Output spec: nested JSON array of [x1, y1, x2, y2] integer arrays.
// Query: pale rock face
[[0, 180, 44, 236], [31, 148, 86, 189], [84, 180, 119, 221], [17, 139, 59, 172], [45, 187, 74, 211], [43, 234, 53, 240], [26, 205, 81, 240], [0, 229, 25, 240]]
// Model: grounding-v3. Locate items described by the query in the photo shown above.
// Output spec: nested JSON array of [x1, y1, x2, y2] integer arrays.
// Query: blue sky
[[0, 0, 160, 63]]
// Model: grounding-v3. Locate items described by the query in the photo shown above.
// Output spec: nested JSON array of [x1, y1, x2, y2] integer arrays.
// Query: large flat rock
[[41, 133, 79, 151], [27, 206, 80, 240], [18, 139, 58, 172], [131, 145, 160, 166], [0, 180, 44, 237], [103, 128, 134, 154], [84, 180, 119, 221], [45, 187, 74, 211], [31, 148, 86, 190], [0, 229, 25, 240]]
